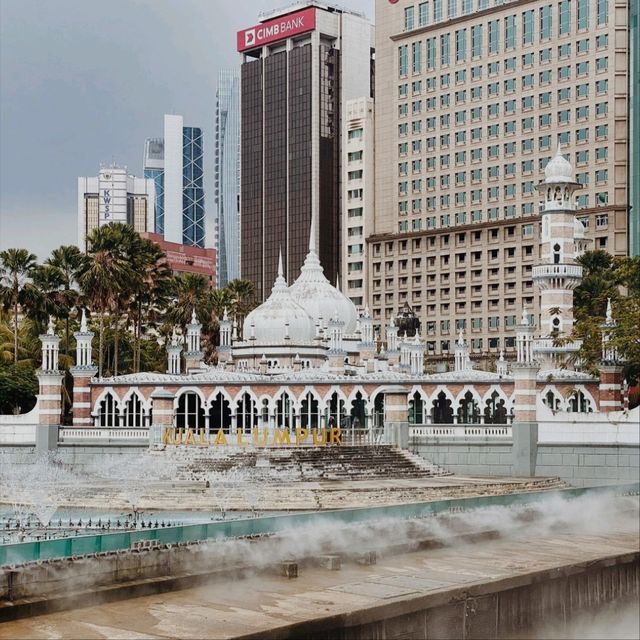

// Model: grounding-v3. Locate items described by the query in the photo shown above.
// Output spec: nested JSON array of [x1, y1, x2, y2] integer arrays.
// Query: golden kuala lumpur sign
[[162, 426, 343, 447]]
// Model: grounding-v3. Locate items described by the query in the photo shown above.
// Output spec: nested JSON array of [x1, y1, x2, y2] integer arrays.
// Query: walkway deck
[[2, 501, 637, 639]]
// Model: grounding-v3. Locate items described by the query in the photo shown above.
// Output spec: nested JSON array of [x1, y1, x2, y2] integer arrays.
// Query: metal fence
[[1, 482, 637, 567]]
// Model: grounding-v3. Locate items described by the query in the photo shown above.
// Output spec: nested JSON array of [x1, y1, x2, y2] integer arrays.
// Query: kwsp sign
[[162, 426, 343, 447]]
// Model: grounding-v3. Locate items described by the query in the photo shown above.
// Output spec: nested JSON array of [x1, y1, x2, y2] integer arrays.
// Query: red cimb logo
[[389, 0, 400, 4]]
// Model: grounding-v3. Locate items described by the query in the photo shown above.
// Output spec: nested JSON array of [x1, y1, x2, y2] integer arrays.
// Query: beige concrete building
[[372, 0, 631, 365], [342, 97, 375, 309]]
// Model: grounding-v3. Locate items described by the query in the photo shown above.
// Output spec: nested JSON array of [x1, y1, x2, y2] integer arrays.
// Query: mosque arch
[[96, 391, 120, 427], [541, 386, 563, 411], [209, 391, 233, 434], [430, 391, 454, 424], [483, 390, 508, 425], [457, 390, 481, 424], [122, 391, 146, 427], [300, 391, 321, 429], [349, 390, 368, 429], [326, 390, 348, 428], [235, 392, 257, 434], [175, 391, 205, 431], [409, 390, 426, 424], [567, 387, 595, 413], [275, 390, 295, 430]]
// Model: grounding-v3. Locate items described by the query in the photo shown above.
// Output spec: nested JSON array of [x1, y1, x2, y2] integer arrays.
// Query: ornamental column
[[598, 298, 624, 413], [149, 388, 175, 448], [511, 310, 540, 477], [37, 317, 64, 452], [383, 386, 409, 449], [184, 309, 204, 372], [167, 328, 182, 375], [218, 307, 232, 365], [70, 310, 98, 427]]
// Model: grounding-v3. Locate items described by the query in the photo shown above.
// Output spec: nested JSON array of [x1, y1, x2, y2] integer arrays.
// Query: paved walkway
[[2, 501, 637, 639]]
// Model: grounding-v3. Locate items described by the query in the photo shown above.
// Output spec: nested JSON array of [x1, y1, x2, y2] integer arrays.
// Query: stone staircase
[[155, 445, 453, 483]]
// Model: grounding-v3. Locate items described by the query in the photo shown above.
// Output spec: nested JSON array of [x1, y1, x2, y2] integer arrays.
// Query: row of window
[[398, 126, 609, 160], [402, 0, 608, 44]]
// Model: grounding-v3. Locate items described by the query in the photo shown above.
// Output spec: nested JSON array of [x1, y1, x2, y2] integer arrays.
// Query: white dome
[[288, 232, 359, 334], [544, 145, 574, 183], [243, 255, 315, 344]]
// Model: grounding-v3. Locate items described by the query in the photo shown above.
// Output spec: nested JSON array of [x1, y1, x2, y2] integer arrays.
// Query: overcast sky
[[0, 0, 374, 260]]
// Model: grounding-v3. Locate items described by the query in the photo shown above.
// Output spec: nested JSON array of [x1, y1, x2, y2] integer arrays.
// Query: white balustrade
[[409, 424, 512, 440], [58, 428, 149, 442]]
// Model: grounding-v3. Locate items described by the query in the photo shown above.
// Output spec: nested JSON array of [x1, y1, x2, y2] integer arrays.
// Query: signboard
[[237, 7, 316, 52], [163, 426, 342, 447]]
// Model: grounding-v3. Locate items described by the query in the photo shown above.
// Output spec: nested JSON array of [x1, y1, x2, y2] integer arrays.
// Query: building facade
[[215, 69, 241, 287], [342, 97, 375, 309], [77, 166, 155, 251], [372, 0, 633, 364], [238, 2, 374, 302], [143, 114, 206, 248]]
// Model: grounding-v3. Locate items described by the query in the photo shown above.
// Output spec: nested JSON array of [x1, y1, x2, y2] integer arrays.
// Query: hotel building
[[238, 2, 374, 302], [77, 166, 155, 251], [372, 0, 635, 364]]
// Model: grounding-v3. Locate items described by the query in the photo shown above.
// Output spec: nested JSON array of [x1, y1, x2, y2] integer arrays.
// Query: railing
[[341, 427, 384, 446], [2, 482, 637, 566], [532, 264, 583, 279], [409, 424, 512, 439], [534, 338, 581, 352], [58, 428, 149, 443]]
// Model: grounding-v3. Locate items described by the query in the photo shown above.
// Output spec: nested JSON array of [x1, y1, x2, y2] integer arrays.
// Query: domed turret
[[544, 144, 574, 183], [243, 251, 315, 344], [288, 216, 358, 334]]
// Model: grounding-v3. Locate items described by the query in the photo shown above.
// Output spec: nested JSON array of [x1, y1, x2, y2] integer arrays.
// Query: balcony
[[533, 264, 583, 290]]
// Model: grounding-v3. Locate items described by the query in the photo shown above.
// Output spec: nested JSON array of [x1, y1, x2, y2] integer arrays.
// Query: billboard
[[237, 7, 316, 52]]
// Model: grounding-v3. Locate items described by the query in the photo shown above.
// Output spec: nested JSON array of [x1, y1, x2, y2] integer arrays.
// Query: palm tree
[[167, 273, 211, 331], [78, 224, 135, 377], [224, 278, 257, 326], [45, 245, 84, 355], [0, 249, 38, 363]]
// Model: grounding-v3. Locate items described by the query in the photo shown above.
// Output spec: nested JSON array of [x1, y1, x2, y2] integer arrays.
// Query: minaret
[[598, 298, 624, 413], [218, 307, 232, 365], [327, 310, 346, 372], [37, 317, 64, 451], [184, 309, 204, 372], [533, 145, 584, 368], [358, 306, 376, 369], [167, 328, 182, 375], [70, 309, 98, 426], [454, 329, 471, 373], [386, 317, 400, 369]]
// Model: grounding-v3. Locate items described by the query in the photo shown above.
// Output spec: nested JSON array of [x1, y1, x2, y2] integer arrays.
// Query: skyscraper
[[77, 165, 155, 251], [372, 0, 633, 364], [215, 69, 241, 287], [238, 2, 374, 302], [143, 114, 206, 248]]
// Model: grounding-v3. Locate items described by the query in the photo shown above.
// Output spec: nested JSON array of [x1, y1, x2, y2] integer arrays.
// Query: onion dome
[[288, 217, 358, 334], [544, 144, 574, 183], [243, 251, 315, 344]]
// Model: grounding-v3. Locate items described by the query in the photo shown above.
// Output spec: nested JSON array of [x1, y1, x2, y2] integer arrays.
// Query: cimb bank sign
[[237, 7, 316, 52]]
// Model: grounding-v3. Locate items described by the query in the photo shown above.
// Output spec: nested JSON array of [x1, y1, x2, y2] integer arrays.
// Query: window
[[426, 37, 436, 69], [441, 33, 450, 65], [558, 65, 570, 80], [597, 0, 608, 25], [398, 45, 408, 77], [577, 83, 589, 98], [578, 38, 590, 53], [578, 0, 589, 29], [348, 150, 363, 162], [596, 147, 608, 161], [596, 34, 608, 49], [558, 44, 571, 58], [523, 9, 534, 44], [456, 28, 467, 63], [410, 43, 421, 74], [540, 47, 552, 62], [504, 15, 516, 50], [472, 24, 483, 57], [576, 61, 589, 76], [419, 1, 429, 26], [596, 124, 608, 139], [522, 52, 534, 67], [559, 0, 571, 35], [489, 20, 499, 54], [404, 6, 414, 30], [596, 79, 608, 93], [595, 169, 608, 183], [596, 57, 608, 72], [540, 5, 552, 40], [539, 92, 551, 107], [558, 109, 570, 124]]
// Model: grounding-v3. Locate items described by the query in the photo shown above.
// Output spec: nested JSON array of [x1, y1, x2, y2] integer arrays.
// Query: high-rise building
[[143, 114, 206, 248], [77, 165, 155, 251], [215, 69, 241, 287], [238, 2, 374, 302], [342, 97, 375, 308], [372, 0, 634, 364]]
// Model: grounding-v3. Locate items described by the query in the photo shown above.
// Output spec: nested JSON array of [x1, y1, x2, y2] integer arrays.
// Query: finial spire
[[47, 316, 55, 336], [80, 309, 88, 332], [521, 306, 529, 326], [555, 142, 563, 158], [277, 248, 283, 278], [336, 273, 341, 292], [223, 306, 228, 321], [191, 308, 197, 324], [606, 297, 613, 324], [308, 213, 316, 254], [171, 327, 178, 346], [458, 328, 464, 345]]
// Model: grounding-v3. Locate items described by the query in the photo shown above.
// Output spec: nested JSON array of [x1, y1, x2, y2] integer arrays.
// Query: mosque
[[36, 148, 627, 445]]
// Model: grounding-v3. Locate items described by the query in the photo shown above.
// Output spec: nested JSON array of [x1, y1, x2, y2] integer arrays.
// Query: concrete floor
[[2, 499, 637, 639]]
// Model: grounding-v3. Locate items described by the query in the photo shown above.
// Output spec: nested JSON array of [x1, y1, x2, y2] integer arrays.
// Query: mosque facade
[[37, 149, 628, 444]]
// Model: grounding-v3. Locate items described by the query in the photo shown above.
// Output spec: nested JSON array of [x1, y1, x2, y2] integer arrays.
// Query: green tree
[[0, 248, 38, 363], [0, 364, 39, 414]]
